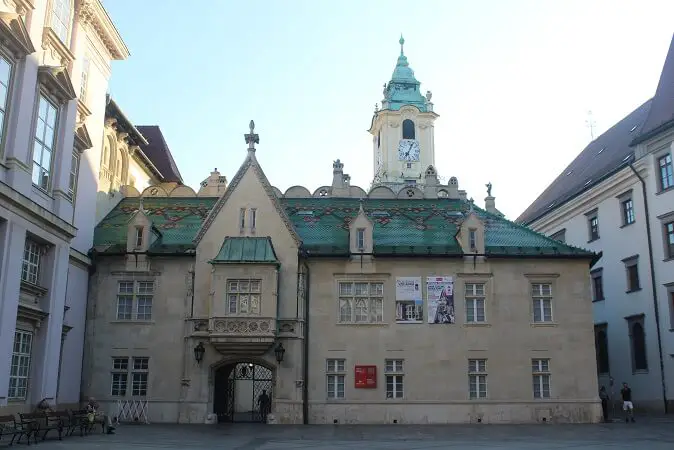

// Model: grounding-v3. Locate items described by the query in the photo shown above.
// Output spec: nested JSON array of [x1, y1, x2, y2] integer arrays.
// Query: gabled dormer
[[349, 201, 373, 254], [124, 202, 160, 271], [456, 205, 485, 254]]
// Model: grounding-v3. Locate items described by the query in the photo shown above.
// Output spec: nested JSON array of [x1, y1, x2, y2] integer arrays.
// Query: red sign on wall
[[354, 365, 377, 389]]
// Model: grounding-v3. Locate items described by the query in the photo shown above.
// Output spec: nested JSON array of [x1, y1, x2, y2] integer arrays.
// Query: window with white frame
[[249, 208, 257, 231], [116, 280, 154, 320], [21, 239, 43, 285], [79, 56, 90, 102], [468, 359, 487, 399], [132, 357, 149, 396], [385, 359, 404, 399], [621, 198, 635, 225], [465, 283, 486, 323], [0, 55, 13, 149], [356, 228, 365, 250], [532, 359, 551, 398], [110, 357, 128, 396], [32, 95, 58, 190], [658, 153, 673, 191], [531, 283, 553, 323], [68, 150, 79, 199], [227, 279, 261, 315], [239, 208, 246, 229], [8, 330, 33, 400], [338, 281, 384, 324], [326, 359, 345, 399], [469, 228, 477, 251], [50, 0, 71, 44], [134, 227, 144, 248]]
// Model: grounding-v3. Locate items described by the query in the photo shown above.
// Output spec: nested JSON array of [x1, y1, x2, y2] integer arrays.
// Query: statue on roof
[[486, 182, 492, 197]]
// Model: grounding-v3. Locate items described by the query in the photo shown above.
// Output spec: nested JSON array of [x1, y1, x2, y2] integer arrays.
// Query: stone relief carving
[[211, 318, 274, 335]]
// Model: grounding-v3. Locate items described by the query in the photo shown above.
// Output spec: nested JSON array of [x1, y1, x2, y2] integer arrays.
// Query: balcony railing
[[208, 317, 276, 355]]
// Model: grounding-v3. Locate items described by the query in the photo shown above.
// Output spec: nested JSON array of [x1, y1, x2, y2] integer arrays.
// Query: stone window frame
[[0, 51, 15, 159], [625, 314, 648, 373], [67, 149, 80, 200], [21, 238, 45, 286], [525, 274, 559, 325], [110, 357, 129, 397], [249, 208, 257, 233], [622, 255, 641, 293], [402, 119, 415, 140], [326, 358, 346, 400], [115, 280, 155, 321], [336, 280, 384, 325], [591, 268, 604, 302], [550, 228, 566, 243], [385, 359, 404, 399], [617, 189, 635, 227], [238, 208, 246, 233], [8, 328, 33, 401], [356, 228, 365, 251], [226, 279, 262, 316], [468, 228, 477, 251], [464, 282, 486, 323], [657, 211, 674, 262], [131, 357, 150, 396], [47, 0, 73, 46], [79, 54, 90, 103], [585, 208, 600, 242], [532, 358, 551, 399], [594, 323, 610, 375], [468, 359, 488, 399], [656, 151, 673, 193], [30, 93, 61, 193], [664, 282, 674, 331]]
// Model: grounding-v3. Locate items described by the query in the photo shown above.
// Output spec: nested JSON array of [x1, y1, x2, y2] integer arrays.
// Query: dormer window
[[356, 228, 365, 250], [239, 208, 246, 230], [402, 119, 415, 140], [469, 229, 477, 251], [135, 227, 144, 248], [250, 208, 257, 231]]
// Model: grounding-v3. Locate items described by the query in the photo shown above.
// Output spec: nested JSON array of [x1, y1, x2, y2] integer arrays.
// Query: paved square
[[22, 418, 674, 450]]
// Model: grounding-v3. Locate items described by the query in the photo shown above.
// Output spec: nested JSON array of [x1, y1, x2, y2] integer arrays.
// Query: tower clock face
[[398, 139, 420, 161]]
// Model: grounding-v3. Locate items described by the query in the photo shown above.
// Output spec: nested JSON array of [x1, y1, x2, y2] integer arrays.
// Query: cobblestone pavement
[[22, 418, 674, 450]]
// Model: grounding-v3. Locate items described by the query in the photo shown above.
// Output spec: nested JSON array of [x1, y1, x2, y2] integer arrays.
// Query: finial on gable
[[245, 119, 259, 152], [139, 197, 145, 213], [469, 197, 474, 213], [358, 197, 365, 214]]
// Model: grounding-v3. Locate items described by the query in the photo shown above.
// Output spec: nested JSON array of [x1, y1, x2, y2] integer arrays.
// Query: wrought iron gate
[[222, 363, 273, 423]]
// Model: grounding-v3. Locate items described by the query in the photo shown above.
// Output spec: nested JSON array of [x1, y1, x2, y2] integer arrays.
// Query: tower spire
[[399, 34, 405, 55]]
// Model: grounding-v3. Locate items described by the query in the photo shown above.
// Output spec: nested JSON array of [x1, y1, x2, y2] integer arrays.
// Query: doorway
[[213, 362, 273, 423]]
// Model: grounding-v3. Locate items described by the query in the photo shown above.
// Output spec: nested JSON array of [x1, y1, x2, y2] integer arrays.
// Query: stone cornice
[[0, 11, 35, 57], [77, 0, 129, 60], [2, 0, 34, 15], [37, 65, 77, 104], [41, 27, 75, 65], [74, 123, 93, 151]]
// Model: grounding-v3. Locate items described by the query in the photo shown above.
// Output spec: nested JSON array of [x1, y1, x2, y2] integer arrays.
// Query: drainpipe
[[302, 259, 310, 425], [629, 162, 669, 413]]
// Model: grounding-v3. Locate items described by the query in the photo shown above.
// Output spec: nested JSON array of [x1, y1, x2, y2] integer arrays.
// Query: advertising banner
[[395, 277, 422, 301], [426, 276, 455, 324]]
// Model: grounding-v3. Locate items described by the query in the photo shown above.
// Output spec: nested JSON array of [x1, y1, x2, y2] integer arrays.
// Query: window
[[79, 56, 90, 102], [465, 283, 486, 323], [227, 279, 261, 315], [668, 289, 674, 329], [111, 357, 128, 396], [532, 359, 551, 399], [622, 198, 635, 225], [550, 229, 566, 243], [588, 215, 599, 241], [594, 324, 610, 374], [50, 0, 71, 44], [591, 269, 604, 302], [338, 281, 384, 323], [132, 357, 149, 396], [21, 239, 42, 285], [658, 153, 673, 191], [627, 316, 648, 372], [249, 208, 257, 231], [116, 280, 154, 320], [385, 359, 404, 399], [68, 151, 79, 198], [356, 228, 365, 250], [468, 359, 487, 399], [326, 359, 345, 399], [8, 330, 33, 400], [239, 208, 246, 229], [468, 229, 477, 251], [402, 119, 415, 140], [32, 96, 59, 190], [531, 283, 553, 323], [665, 221, 674, 259], [134, 227, 144, 248], [623, 257, 640, 292], [0, 55, 13, 149]]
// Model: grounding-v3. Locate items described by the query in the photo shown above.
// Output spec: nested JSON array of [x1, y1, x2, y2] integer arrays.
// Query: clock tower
[[369, 35, 439, 189]]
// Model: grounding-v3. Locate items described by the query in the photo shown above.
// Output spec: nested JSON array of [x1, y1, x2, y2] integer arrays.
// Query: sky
[[102, 0, 674, 220]]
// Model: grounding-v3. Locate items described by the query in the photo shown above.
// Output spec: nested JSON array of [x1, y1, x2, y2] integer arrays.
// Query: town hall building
[[83, 37, 603, 424]]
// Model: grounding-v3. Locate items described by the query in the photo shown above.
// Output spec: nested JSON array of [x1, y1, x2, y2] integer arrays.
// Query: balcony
[[208, 317, 276, 355]]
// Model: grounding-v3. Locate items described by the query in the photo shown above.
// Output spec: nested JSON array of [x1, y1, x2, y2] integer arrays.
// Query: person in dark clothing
[[257, 390, 271, 423], [599, 386, 609, 422], [620, 382, 635, 423]]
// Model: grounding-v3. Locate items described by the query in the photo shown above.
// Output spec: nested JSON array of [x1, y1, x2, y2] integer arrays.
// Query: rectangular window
[[239, 208, 246, 229], [68, 151, 80, 199], [622, 198, 635, 225], [8, 330, 33, 400], [659, 153, 673, 191], [469, 229, 477, 250], [465, 283, 486, 323], [588, 215, 599, 241], [0, 55, 13, 149], [116, 281, 154, 320], [669, 291, 674, 329], [665, 221, 674, 259], [532, 359, 551, 398], [625, 260, 640, 292], [531, 283, 553, 323], [79, 56, 90, 102], [32, 95, 59, 190], [132, 357, 149, 396], [356, 228, 365, 250], [135, 227, 144, 248], [227, 279, 261, 315], [326, 359, 345, 399], [249, 208, 257, 231], [468, 359, 487, 399], [338, 281, 384, 324], [550, 229, 566, 243], [385, 359, 404, 399], [110, 357, 128, 396], [591, 269, 604, 302], [50, 0, 71, 44], [21, 239, 42, 285]]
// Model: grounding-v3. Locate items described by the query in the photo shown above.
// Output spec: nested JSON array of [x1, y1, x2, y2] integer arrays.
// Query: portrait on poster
[[426, 276, 455, 324]]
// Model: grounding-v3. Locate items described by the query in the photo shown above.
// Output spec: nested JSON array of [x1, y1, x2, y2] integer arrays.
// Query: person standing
[[257, 390, 271, 423], [620, 382, 635, 423], [599, 386, 609, 422]]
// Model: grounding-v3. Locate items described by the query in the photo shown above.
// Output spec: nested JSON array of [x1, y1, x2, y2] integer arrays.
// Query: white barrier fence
[[115, 399, 150, 424]]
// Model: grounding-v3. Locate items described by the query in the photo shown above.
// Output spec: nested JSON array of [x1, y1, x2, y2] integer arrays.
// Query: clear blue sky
[[103, 0, 674, 219]]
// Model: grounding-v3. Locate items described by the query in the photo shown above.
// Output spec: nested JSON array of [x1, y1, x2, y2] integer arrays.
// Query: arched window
[[50, 0, 72, 44], [102, 145, 109, 168], [594, 327, 609, 374], [402, 119, 415, 140], [115, 151, 123, 179], [631, 322, 648, 371]]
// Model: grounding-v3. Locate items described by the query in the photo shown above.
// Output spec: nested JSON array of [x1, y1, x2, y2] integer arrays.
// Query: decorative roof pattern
[[212, 237, 279, 264]]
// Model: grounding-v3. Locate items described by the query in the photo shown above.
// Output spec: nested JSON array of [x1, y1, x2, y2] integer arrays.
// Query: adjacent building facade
[[84, 38, 603, 425], [518, 35, 674, 413]]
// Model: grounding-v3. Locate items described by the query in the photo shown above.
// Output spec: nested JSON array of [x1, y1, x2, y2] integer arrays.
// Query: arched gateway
[[213, 361, 274, 423]]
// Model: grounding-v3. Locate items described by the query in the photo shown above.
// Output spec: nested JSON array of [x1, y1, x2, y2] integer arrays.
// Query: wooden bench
[[67, 410, 90, 437], [17, 412, 42, 445], [41, 410, 68, 440], [0, 415, 22, 446]]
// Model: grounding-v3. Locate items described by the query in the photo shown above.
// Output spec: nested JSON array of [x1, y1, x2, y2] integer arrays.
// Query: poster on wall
[[426, 276, 455, 324], [395, 277, 422, 301]]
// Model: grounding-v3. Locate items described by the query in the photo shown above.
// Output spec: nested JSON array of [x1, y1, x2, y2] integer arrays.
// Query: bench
[[68, 410, 90, 437], [41, 410, 68, 440], [17, 412, 42, 445], [0, 415, 22, 446]]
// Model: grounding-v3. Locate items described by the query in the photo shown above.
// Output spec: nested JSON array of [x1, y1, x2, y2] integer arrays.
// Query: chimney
[[447, 177, 459, 199], [424, 165, 438, 198], [332, 159, 350, 196]]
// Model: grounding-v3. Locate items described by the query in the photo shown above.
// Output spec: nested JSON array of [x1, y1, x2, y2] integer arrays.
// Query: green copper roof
[[92, 196, 593, 260], [383, 35, 429, 112], [212, 237, 279, 264]]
